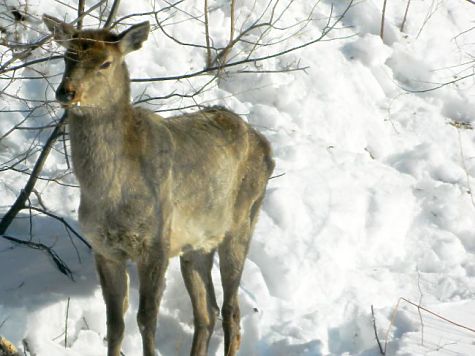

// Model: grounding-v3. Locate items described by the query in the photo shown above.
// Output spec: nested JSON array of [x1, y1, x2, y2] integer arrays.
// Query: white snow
[[1, 0, 475, 355]]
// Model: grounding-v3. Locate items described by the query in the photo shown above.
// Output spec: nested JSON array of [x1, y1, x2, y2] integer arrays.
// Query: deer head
[[43, 15, 150, 109]]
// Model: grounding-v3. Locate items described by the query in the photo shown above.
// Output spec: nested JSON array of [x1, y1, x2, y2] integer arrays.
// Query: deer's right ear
[[43, 14, 76, 47]]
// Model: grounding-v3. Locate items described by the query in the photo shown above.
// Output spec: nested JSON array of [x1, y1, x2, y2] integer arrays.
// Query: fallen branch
[[0, 336, 19, 356]]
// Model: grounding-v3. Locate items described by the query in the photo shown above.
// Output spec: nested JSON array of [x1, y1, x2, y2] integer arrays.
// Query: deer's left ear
[[117, 21, 150, 54], [43, 14, 76, 48]]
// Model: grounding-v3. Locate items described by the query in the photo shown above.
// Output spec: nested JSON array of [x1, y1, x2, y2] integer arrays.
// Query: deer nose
[[56, 83, 76, 104]]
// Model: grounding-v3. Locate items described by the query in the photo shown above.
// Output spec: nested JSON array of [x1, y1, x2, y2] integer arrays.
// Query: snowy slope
[[1, 0, 475, 355]]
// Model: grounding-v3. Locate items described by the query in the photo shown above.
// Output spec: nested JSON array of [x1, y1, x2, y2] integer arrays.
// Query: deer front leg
[[137, 247, 169, 356], [95, 254, 129, 356]]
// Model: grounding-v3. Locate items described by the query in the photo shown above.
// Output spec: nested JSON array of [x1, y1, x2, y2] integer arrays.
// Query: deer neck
[[68, 89, 135, 197]]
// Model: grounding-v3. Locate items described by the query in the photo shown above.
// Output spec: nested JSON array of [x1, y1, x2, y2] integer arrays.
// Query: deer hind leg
[[218, 226, 253, 356], [137, 251, 169, 356], [219, 191, 265, 356], [180, 249, 219, 356], [95, 254, 129, 356]]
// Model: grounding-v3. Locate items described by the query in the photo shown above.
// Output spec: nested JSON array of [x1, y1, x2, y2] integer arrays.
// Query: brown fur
[[43, 15, 274, 356]]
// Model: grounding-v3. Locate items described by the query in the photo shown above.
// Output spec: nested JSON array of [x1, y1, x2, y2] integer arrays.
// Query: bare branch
[[380, 0, 387, 40], [111, 0, 185, 29], [28, 206, 91, 249], [64, 297, 70, 348], [0, 0, 107, 72], [400, 71, 475, 93], [0, 55, 63, 76], [219, 0, 237, 66], [0, 114, 67, 236], [383, 297, 475, 354], [133, 0, 353, 83], [154, 11, 210, 50], [1, 234, 73, 280], [400, 0, 411, 33], [371, 305, 385, 355], [104, 0, 121, 28], [77, 0, 86, 29], [204, 0, 212, 68]]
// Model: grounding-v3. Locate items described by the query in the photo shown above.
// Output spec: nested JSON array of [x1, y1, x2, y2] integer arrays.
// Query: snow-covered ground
[[1, 0, 475, 355]]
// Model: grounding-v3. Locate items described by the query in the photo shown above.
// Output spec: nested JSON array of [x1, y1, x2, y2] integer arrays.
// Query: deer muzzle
[[56, 79, 80, 107]]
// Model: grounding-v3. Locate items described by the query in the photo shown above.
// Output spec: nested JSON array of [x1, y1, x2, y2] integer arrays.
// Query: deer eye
[[99, 61, 112, 69]]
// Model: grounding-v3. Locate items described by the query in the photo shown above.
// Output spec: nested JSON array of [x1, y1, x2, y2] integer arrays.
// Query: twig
[[269, 172, 285, 180], [112, 0, 186, 28], [27, 206, 91, 249], [0, 0, 107, 73], [104, 0, 121, 28], [133, 0, 354, 83], [64, 297, 70, 348], [384, 297, 475, 354], [22, 339, 31, 356], [401, 297, 475, 332], [0, 55, 63, 76], [380, 0, 388, 40], [77, 0, 85, 29], [416, 270, 425, 346], [1, 235, 73, 280], [0, 114, 67, 236], [384, 298, 402, 354], [0, 317, 8, 331], [371, 305, 385, 355], [220, 0, 236, 67], [154, 9, 210, 50], [455, 127, 475, 208], [400, 0, 411, 33], [82, 317, 90, 330], [416, 0, 440, 39], [400, 71, 475, 93], [204, 0, 212, 68]]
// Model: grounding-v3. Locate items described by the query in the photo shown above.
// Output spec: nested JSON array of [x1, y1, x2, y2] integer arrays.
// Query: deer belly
[[169, 210, 230, 256]]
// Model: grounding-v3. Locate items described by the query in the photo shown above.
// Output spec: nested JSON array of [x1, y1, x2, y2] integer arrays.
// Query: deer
[[42, 14, 274, 356]]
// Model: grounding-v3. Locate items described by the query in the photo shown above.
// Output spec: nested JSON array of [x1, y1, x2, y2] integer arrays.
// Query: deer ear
[[118, 21, 150, 54], [43, 14, 76, 47]]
